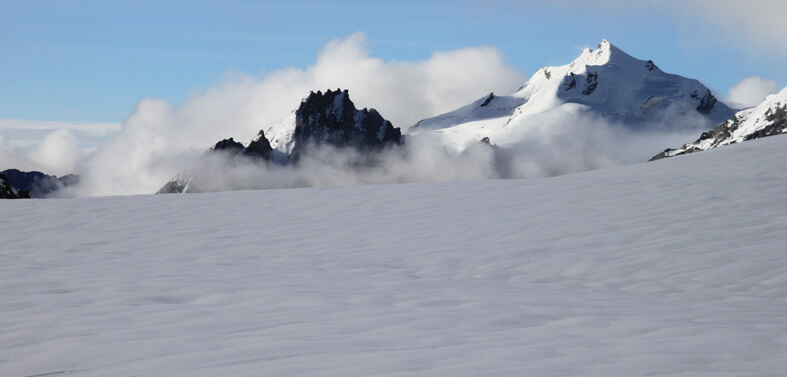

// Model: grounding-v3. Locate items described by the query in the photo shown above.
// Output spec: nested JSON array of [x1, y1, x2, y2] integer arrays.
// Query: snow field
[[3, 135, 787, 376]]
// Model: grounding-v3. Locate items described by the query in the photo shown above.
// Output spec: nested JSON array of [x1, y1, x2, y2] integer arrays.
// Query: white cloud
[[0, 119, 120, 134], [685, 0, 787, 54], [0, 119, 120, 176], [75, 32, 526, 196], [140, 105, 706, 195], [0, 129, 83, 176], [726, 76, 779, 109]]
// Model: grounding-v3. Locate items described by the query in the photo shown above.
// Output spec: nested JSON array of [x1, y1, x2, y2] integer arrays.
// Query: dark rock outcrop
[[650, 89, 787, 161], [582, 72, 599, 96], [1, 169, 79, 198], [691, 89, 718, 115], [290, 89, 402, 160], [244, 130, 274, 160], [0, 172, 29, 199], [210, 138, 244, 154]]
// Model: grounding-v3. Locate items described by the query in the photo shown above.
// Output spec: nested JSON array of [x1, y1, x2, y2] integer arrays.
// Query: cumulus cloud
[[0, 119, 120, 176], [74, 32, 526, 196], [725, 76, 779, 109], [0, 129, 86, 177]]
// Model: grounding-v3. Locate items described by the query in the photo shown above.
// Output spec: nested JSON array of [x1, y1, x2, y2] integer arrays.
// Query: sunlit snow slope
[[3, 135, 787, 376], [410, 40, 733, 153], [654, 86, 787, 159]]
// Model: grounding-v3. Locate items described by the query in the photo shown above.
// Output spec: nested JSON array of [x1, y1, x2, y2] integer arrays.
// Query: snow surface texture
[[409, 40, 734, 154], [654, 86, 787, 159], [3, 135, 787, 376]]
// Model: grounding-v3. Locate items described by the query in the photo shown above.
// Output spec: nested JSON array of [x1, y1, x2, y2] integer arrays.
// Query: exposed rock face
[[244, 131, 274, 161], [264, 89, 402, 161], [1, 169, 79, 198], [651, 87, 787, 161], [158, 89, 402, 194], [0, 172, 29, 199], [691, 90, 718, 115], [210, 138, 244, 154], [288, 89, 402, 160]]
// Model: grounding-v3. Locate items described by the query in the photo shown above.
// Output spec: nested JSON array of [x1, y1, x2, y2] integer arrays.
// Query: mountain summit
[[410, 40, 734, 152], [266, 89, 402, 162]]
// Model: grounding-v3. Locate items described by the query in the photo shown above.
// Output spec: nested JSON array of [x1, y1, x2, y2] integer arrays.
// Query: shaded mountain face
[[1, 169, 79, 198], [158, 89, 402, 194], [289, 89, 402, 160], [651, 87, 787, 160], [265, 89, 402, 162], [409, 39, 735, 153], [0, 172, 30, 199]]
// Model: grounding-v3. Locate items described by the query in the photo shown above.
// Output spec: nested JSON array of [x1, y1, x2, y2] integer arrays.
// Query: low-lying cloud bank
[[130, 105, 708, 195], [68, 32, 526, 196], [2, 32, 744, 197]]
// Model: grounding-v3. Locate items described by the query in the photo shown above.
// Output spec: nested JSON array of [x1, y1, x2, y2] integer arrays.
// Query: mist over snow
[[155, 105, 707, 194], [488, 105, 711, 177], [4, 32, 762, 197], [174, 137, 499, 193], [70, 32, 525, 196]]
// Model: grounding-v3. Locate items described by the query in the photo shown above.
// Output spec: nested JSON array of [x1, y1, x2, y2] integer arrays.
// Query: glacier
[[2, 133, 787, 376]]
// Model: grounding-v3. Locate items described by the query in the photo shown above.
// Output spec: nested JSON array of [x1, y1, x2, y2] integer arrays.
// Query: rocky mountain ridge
[[651, 87, 787, 160], [1, 169, 79, 198], [158, 89, 402, 193], [0, 172, 29, 199]]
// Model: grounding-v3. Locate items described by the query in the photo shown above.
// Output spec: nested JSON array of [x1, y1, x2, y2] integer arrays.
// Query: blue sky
[[2, 0, 784, 124]]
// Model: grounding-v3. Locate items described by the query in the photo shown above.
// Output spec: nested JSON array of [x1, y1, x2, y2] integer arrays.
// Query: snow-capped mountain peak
[[572, 39, 615, 67], [511, 39, 726, 120], [411, 40, 734, 153]]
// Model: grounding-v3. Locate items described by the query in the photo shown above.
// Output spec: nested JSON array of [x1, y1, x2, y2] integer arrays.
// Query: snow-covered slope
[[3, 134, 787, 376], [652, 86, 787, 160], [410, 40, 734, 153]]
